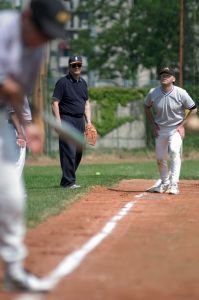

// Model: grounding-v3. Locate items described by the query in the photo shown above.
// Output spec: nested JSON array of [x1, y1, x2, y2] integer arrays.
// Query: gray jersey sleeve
[[180, 88, 196, 109]]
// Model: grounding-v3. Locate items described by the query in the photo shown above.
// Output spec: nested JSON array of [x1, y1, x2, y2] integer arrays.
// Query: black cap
[[159, 67, 175, 76], [30, 0, 70, 39], [68, 55, 82, 64]]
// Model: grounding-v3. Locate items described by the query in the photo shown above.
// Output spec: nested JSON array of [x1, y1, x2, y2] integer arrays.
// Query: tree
[[71, 0, 197, 84], [0, 0, 12, 10], [183, 0, 199, 88]]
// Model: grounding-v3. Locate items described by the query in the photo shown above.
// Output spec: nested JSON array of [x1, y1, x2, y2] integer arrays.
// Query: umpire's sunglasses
[[70, 63, 82, 68]]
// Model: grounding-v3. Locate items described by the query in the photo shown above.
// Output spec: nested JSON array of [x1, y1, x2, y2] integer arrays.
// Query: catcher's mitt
[[85, 123, 97, 146]]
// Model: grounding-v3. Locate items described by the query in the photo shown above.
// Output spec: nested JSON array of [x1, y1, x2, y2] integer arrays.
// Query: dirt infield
[[1, 179, 199, 300]]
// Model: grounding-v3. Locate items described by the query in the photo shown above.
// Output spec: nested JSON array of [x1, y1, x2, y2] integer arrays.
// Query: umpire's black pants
[[59, 115, 85, 187]]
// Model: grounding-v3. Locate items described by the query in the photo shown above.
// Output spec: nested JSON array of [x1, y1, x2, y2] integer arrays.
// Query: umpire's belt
[[61, 113, 84, 118]]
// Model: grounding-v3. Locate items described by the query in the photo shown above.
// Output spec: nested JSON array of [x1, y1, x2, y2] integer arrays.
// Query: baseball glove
[[85, 123, 97, 146]]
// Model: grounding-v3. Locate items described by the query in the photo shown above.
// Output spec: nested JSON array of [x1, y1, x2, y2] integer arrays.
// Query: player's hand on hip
[[25, 124, 44, 154], [176, 125, 185, 139]]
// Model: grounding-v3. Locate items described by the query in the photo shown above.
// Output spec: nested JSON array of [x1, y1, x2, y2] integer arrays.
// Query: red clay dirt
[[1, 179, 199, 300]]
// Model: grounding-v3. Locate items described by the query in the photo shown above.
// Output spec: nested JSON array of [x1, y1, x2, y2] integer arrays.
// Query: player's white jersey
[[145, 85, 195, 128]]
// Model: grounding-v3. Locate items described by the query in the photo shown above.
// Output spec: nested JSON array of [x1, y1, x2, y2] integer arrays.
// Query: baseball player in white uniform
[[0, 0, 69, 292], [145, 67, 197, 194]]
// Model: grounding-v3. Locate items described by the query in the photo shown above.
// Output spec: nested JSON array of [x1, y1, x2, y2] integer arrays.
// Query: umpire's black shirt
[[52, 73, 88, 117]]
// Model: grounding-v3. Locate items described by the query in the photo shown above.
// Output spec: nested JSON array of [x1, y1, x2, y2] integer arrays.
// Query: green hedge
[[89, 87, 149, 103], [89, 87, 149, 136]]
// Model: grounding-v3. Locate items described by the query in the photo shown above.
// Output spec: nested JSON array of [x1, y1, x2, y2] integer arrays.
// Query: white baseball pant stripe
[[8, 123, 26, 179]]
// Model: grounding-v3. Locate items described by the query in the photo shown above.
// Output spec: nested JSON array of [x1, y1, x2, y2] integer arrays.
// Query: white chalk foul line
[[42, 200, 136, 289], [15, 192, 146, 299], [15, 295, 44, 300], [135, 192, 147, 198]]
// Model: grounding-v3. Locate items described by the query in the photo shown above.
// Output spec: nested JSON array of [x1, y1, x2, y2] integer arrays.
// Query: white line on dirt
[[14, 295, 44, 300], [43, 200, 137, 288], [135, 192, 147, 198], [15, 193, 144, 300]]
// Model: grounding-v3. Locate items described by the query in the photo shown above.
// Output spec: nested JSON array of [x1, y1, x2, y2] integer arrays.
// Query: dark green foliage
[[72, 0, 198, 82], [0, 1, 12, 10], [89, 87, 148, 136], [89, 87, 148, 103]]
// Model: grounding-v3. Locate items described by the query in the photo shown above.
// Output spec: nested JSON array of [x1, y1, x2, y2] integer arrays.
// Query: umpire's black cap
[[159, 67, 175, 76], [68, 55, 83, 65], [30, 0, 70, 39]]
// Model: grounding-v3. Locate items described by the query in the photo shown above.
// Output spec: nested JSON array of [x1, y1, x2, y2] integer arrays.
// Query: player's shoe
[[152, 182, 170, 193], [147, 185, 160, 193], [169, 183, 179, 195], [146, 179, 162, 192], [4, 270, 51, 292]]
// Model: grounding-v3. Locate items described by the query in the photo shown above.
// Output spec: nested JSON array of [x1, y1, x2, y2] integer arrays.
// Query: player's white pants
[[8, 123, 26, 178], [155, 131, 182, 185], [0, 111, 27, 264]]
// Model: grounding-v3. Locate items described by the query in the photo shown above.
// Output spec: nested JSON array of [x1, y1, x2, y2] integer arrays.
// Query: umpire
[[52, 55, 92, 188]]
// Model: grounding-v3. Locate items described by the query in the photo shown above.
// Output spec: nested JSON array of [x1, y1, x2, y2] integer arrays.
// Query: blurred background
[[1, 0, 199, 156]]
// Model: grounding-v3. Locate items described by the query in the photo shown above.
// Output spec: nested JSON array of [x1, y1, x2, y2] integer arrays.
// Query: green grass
[[24, 160, 199, 227]]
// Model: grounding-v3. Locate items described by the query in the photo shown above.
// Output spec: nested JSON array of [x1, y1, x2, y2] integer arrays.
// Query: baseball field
[[1, 152, 199, 300]]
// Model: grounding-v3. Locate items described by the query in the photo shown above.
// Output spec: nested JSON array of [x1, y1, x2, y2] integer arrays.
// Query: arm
[[84, 99, 91, 125], [178, 107, 197, 128], [178, 91, 198, 129], [9, 112, 26, 147], [0, 78, 44, 153], [51, 99, 61, 125], [176, 107, 197, 137], [145, 105, 159, 137], [0, 78, 24, 123], [10, 112, 24, 135]]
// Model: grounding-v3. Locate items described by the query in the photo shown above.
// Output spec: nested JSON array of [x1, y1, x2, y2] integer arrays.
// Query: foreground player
[[145, 67, 197, 194], [0, 0, 69, 292]]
